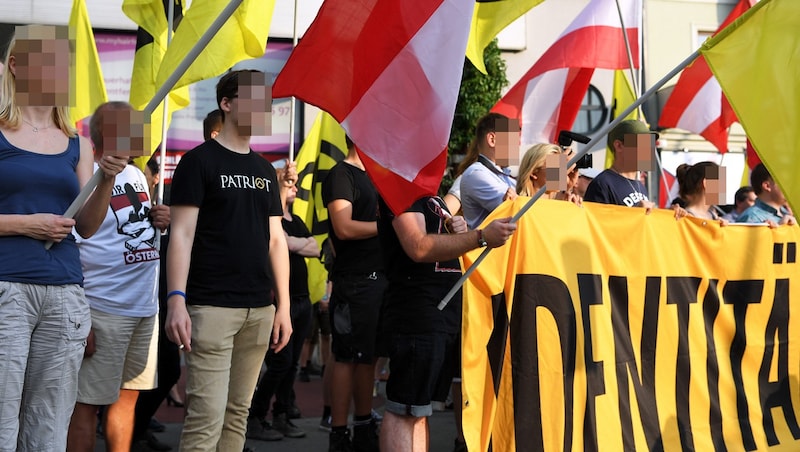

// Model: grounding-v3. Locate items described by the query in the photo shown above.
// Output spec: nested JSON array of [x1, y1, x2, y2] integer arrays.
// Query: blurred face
[[11, 37, 72, 107], [737, 191, 757, 212], [703, 165, 726, 205], [232, 71, 272, 136], [492, 118, 520, 167], [96, 107, 150, 158], [767, 179, 786, 205], [614, 134, 655, 173]]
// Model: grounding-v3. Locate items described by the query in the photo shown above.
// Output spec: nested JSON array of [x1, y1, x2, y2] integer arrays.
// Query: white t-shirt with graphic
[[77, 164, 159, 317]]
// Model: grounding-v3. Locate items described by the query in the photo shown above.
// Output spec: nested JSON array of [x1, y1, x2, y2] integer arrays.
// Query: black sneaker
[[246, 416, 284, 441], [288, 403, 302, 419], [297, 368, 311, 382], [329, 429, 355, 452], [352, 419, 379, 452], [148, 417, 166, 433], [272, 413, 306, 438], [145, 431, 172, 451]]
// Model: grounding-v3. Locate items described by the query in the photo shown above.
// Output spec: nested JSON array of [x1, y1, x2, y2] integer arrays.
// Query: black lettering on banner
[[759, 279, 800, 445], [773, 243, 784, 264], [577, 274, 605, 452], [702, 280, 726, 452], [722, 280, 764, 451], [610, 276, 663, 451], [666, 277, 702, 450], [787, 243, 796, 263], [510, 274, 576, 452]]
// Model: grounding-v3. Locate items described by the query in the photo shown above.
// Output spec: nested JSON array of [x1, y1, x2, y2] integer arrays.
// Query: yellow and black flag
[[123, 0, 190, 158], [292, 111, 348, 302], [69, 0, 108, 127], [466, 0, 545, 74]]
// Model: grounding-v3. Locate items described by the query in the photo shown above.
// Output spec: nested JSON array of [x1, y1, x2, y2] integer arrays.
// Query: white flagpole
[[287, 0, 299, 162], [156, 0, 176, 207], [47, 0, 245, 249], [615, 0, 641, 114], [438, 49, 702, 310]]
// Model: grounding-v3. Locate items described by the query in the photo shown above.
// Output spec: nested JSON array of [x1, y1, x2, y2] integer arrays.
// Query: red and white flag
[[273, 0, 473, 214], [492, 0, 641, 146], [658, 0, 754, 153]]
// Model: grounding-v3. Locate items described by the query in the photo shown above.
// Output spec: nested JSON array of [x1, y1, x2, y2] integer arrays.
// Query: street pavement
[[94, 375, 459, 451]]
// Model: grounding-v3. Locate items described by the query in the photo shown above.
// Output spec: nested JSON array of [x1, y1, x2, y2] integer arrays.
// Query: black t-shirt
[[583, 169, 649, 207], [170, 140, 282, 308], [283, 213, 311, 298], [378, 196, 462, 334], [321, 161, 383, 275]]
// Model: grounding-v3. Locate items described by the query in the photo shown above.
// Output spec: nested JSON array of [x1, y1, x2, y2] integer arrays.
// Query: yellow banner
[[462, 198, 800, 451]]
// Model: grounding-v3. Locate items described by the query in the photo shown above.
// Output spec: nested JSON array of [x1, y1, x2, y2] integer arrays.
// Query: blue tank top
[[0, 130, 84, 285]]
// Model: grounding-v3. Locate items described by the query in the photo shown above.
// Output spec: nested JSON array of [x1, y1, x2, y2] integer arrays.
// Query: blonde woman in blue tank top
[[0, 25, 126, 451]]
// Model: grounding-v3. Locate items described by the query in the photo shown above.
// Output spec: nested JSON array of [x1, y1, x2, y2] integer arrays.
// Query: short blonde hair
[[516, 143, 561, 196], [0, 24, 76, 137]]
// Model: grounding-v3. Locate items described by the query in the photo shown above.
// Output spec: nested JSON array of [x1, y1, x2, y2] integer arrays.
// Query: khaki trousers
[[179, 305, 274, 452]]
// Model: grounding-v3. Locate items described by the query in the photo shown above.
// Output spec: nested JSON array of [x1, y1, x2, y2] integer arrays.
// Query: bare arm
[[285, 234, 320, 257], [393, 213, 517, 263], [269, 216, 293, 352], [74, 137, 127, 238], [328, 199, 377, 240], [165, 205, 199, 352]]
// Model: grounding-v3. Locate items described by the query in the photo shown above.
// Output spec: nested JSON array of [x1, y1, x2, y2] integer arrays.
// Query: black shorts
[[308, 302, 332, 344], [330, 272, 387, 364], [432, 331, 460, 402], [385, 332, 447, 418]]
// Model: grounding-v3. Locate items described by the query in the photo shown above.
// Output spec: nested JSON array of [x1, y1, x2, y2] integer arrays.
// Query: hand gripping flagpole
[[437, 48, 702, 310], [47, 0, 245, 249]]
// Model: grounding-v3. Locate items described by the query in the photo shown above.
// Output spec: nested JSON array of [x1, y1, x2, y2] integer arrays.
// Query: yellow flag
[[69, 0, 107, 126], [701, 0, 800, 213], [466, 0, 545, 74], [155, 0, 275, 93], [123, 0, 190, 162], [605, 70, 640, 168], [293, 111, 348, 302]]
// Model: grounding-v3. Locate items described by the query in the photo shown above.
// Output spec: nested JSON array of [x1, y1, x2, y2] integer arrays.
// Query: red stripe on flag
[[273, 0, 443, 115], [359, 147, 448, 216]]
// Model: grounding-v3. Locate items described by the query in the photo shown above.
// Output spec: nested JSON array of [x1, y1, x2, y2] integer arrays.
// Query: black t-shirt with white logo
[[378, 196, 462, 334], [321, 161, 383, 275], [170, 139, 282, 308]]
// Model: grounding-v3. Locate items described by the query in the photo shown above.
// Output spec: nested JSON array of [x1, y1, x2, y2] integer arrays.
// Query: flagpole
[[156, 0, 176, 207], [614, 0, 641, 114], [287, 0, 299, 162], [438, 48, 702, 310], [46, 0, 244, 250]]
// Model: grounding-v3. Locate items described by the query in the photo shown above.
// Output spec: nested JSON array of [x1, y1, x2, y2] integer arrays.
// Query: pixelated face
[[615, 133, 655, 173], [493, 118, 520, 167], [13, 37, 73, 107], [233, 71, 272, 136], [544, 152, 569, 192], [99, 108, 151, 157], [703, 165, 727, 205]]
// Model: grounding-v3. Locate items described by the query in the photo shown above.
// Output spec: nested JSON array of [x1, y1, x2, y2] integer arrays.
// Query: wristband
[[477, 229, 488, 247], [167, 290, 187, 300]]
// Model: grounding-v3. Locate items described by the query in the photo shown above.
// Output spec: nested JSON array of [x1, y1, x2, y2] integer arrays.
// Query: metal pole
[[615, 0, 640, 98], [438, 49, 702, 310], [156, 0, 176, 207], [287, 0, 299, 162]]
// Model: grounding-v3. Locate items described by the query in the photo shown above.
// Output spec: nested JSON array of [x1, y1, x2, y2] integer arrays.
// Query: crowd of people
[[0, 22, 796, 452]]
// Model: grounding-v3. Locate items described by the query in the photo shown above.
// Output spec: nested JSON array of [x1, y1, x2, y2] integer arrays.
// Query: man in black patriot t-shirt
[[376, 195, 515, 451], [322, 137, 386, 452], [165, 70, 293, 452]]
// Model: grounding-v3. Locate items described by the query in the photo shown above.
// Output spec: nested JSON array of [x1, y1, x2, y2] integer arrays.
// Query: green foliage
[[441, 39, 508, 195]]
